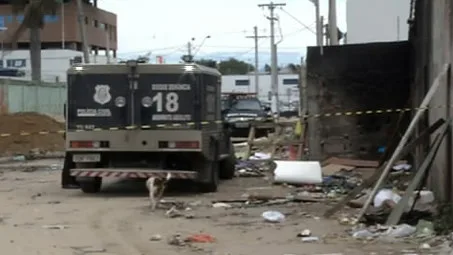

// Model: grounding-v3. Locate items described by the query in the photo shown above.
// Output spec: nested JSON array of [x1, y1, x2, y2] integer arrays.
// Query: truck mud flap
[[70, 168, 197, 179]]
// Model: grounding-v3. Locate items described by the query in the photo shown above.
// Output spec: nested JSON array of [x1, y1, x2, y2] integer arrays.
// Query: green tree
[[217, 58, 254, 75], [195, 58, 217, 68], [264, 63, 282, 73], [9, 0, 63, 81], [286, 63, 302, 74]]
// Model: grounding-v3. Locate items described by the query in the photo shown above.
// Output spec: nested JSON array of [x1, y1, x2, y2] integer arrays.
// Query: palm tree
[[8, 0, 60, 82]]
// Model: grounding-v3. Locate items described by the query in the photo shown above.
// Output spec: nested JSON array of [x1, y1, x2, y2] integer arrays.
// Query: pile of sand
[[0, 112, 65, 156]]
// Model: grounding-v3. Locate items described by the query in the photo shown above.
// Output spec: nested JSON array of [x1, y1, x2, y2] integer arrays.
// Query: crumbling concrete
[[306, 42, 411, 160]]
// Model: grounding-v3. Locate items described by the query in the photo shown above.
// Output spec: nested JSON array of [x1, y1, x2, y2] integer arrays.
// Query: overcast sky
[[98, 0, 347, 59]]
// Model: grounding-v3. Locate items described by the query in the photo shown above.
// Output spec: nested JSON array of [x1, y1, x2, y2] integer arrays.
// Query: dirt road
[[0, 159, 426, 255]]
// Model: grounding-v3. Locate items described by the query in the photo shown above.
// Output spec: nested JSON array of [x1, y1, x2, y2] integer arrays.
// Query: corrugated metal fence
[[0, 78, 66, 116]]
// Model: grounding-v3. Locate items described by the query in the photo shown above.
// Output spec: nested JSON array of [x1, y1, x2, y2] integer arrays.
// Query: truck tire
[[199, 138, 220, 193], [80, 177, 102, 193], [199, 160, 219, 193], [220, 141, 236, 180]]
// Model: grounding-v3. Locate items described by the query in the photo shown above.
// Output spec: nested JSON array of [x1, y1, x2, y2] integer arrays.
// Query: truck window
[[231, 99, 262, 111]]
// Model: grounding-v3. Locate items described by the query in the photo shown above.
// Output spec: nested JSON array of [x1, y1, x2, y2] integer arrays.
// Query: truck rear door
[[67, 71, 130, 130], [135, 72, 198, 128], [67, 69, 199, 131]]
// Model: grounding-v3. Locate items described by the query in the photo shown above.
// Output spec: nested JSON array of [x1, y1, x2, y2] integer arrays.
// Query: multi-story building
[[346, 0, 411, 44], [0, 0, 117, 81]]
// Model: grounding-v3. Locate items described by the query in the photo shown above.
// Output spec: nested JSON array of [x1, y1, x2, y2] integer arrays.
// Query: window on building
[[84, 16, 89, 24], [282, 78, 299, 85], [92, 19, 98, 27], [16, 15, 24, 23], [235, 79, 250, 86], [0, 60, 4, 68], [99, 23, 106, 30], [44, 15, 58, 23], [6, 59, 26, 68]]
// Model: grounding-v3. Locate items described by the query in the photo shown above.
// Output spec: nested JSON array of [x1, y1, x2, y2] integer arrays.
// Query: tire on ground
[[220, 141, 236, 180]]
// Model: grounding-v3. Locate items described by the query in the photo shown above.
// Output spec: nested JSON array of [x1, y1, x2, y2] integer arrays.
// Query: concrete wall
[[347, 0, 411, 43], [306, 42, 411, 160], [2, 49, 116, 82], [410, 0, 453, 202], [0, 79, 65, 117]]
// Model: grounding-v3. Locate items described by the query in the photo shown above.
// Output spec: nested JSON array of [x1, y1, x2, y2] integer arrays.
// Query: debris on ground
[[273, 160, 322, 185], [150, 234, 162, 241], [0, 113, 64, 156], [41, 224, 69, 230], [185, 234, 215, 243], [262, 210, 285, 223]]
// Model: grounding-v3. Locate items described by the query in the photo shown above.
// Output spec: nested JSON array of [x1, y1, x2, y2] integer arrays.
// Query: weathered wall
[[0, 79, 66, 117], [410, 0, 453, 202], [306, 42, 411, 160]]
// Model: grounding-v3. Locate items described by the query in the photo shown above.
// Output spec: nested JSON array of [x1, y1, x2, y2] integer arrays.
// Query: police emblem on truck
[[93, 85, 112, 105]]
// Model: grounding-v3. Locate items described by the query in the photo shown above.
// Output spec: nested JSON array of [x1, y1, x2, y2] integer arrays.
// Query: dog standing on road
[[146, 172, 172, 211]]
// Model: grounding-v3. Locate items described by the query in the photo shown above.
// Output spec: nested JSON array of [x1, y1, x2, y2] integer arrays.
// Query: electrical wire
[[279, 7, 316, 35]]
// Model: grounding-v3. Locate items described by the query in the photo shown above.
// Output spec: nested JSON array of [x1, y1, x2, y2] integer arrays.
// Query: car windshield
[[231, 98, 262, 111]]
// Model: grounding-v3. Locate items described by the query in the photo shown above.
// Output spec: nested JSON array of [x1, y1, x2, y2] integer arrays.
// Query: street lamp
[[192, 35, 211, 58], [182, 35, 211, 63]]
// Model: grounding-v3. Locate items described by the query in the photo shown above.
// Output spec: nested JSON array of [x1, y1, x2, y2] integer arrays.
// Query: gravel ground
[[0, 159, 433, 255]]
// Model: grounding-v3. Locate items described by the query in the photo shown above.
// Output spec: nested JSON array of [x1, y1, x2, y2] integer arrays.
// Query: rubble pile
[[0, 112, 64, 155]]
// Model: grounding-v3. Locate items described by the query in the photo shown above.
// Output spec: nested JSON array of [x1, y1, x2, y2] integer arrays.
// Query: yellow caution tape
[[0, 105, 445, 138]]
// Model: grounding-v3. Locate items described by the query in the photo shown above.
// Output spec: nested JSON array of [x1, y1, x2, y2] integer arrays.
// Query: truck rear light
[[70, 141, 109, 148], [158, 141, 200, 149]]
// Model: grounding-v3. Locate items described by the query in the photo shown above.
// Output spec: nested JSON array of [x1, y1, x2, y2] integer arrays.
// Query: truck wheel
[[80, 177, 102, 193], [199, 159, 219, 193], [220, 142, 236, 180], [200, 138, 220, 193]]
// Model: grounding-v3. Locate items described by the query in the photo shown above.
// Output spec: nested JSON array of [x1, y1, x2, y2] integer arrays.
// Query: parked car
[[221, 93, 274, 137]]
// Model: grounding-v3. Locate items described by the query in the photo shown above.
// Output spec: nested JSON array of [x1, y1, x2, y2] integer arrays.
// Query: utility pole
[[309, 0, 321, 47], [328, 0, 338, 45], [258, 1, 286, 115], [187, 41, 192, 57], [246, 26, 267, 95], [76, 0, 90, 63]]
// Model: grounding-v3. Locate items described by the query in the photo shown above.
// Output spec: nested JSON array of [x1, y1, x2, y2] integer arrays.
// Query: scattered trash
[[419, 243, 431, 249], [167, 234, 186, 246], [373, 189, 404, 208], [273, 161, 323, 185], [42, 224, 68, 230], [150, 234, 162, 241], [392, 163, 412, 171], [383, 224, 416, 238], [262, 210, 285, 223], [352, 229, 378, 239], [165, 206, 183, 218], [12, 155, 26, 161], [235, 161, 269, 177], [212, 202, 232, 209], [301, 236, 319, 242], [297, 229, 311, 237], [185, 234, 215, 243], [415, 220, 434, 237], [249, 152, 271, 160]]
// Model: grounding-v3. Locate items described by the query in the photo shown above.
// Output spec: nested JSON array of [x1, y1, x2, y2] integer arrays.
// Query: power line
[[279, 7, 316, 35]]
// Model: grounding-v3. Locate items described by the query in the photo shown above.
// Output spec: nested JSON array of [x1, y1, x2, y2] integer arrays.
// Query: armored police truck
[[61, 61, 236, 193]]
